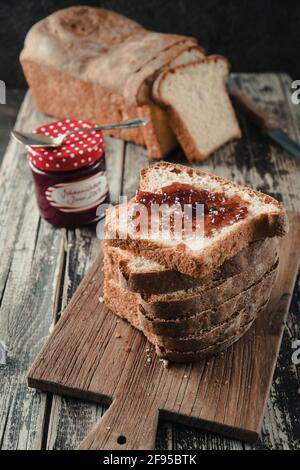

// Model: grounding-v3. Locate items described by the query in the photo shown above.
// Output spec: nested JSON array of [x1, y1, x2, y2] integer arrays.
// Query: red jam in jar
[[27, 119, 110, 227]]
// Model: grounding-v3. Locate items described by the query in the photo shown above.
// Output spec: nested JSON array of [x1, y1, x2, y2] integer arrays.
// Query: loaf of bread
[[20, 6, 204, 159], [20, 6, 241, 161]]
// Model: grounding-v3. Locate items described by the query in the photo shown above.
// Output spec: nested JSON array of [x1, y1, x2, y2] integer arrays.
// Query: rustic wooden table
[[0, 74, 299, 450]]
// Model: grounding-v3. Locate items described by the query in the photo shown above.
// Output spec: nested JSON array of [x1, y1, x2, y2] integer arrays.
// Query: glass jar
[[27, 119, 110, 228]]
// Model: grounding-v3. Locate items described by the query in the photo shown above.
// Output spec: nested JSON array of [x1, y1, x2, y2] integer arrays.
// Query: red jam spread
[[27, 119, 110, 227], [135, 182, 248, 236]]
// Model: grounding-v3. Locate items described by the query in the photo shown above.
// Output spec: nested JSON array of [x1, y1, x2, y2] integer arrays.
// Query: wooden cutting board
[[27, 212, 300, 449]]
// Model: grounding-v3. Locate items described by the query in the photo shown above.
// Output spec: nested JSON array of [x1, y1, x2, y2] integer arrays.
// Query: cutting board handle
[[78, 395, 160, 450]]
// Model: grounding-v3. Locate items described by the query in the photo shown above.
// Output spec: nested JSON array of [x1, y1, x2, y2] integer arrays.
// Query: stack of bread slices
[[102, 163, 287, 362]]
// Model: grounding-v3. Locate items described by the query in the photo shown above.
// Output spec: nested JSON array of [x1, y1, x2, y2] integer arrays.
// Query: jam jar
[[27, 119, 110, 227]]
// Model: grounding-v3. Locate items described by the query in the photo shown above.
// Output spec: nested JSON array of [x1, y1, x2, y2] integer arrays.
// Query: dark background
[[0, 0, 300, 88]]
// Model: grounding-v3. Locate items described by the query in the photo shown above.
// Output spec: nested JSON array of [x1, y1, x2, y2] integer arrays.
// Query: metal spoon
[[11, 117, 149, 148]]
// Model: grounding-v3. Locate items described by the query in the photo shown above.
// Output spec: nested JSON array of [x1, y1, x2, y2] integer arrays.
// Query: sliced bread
[[103, 240, 277, 356], [152, 300, 265, 352], [127, 45, 205, 106], [139, 263, 277, 336], [152, 55, 241, 161], [105, 163, 287, 278], [138, 257, 278, 318], [103, 275, 266, 362], [103, 238, 277, 295], [168, 45, 205, 67], [155, 317, 257, 362], [103, 238, 278, 319]]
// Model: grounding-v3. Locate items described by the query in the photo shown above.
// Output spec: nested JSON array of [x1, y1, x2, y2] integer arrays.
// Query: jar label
[[45, 172, 108, 213]]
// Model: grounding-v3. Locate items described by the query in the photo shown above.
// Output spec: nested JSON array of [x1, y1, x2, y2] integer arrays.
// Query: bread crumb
[[115, 333, 121, 339], [106, 426, 111, 430], [183, 374, 188, 378], [98, 296, 104, 303], [146, 357, 152, 364], [159, 359, 169, 369]]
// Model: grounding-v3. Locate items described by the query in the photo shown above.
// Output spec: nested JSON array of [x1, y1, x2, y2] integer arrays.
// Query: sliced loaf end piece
[[152, 55, 241, 161]]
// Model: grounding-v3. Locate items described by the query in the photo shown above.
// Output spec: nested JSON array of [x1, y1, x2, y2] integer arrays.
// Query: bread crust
[[21, 7, 193, 100], [102, 235, 278, 361], [21, 59, 176, 159], [103, 238, 277, 334], [152, 55, 242, 161], [154, 304, 261, 352], [155, 317, 256, 362], [124, 41, 200, 106], [103, 275, 267, 362], [139, 257, 278, 318], [106, 213, 286, 278], [139, 264, 277, 336]]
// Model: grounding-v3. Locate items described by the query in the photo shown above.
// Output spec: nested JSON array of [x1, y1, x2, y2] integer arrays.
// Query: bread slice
[[152, 55, 241, 161], [126, 45, 205, 106], [105, 163, 287, 278], [155, 317, 257, 362], [169, 46, 205, 67], [103, 238, 278, 320], [103, 276, 267, 362], [103, 238, 277, 295], [153, 302, 263, 352], [139, 262, 277, 337], [103, 238, 277, 359], [138, 254, 277, 319]]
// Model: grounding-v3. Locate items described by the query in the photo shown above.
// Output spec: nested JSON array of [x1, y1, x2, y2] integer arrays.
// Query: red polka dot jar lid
[[27, 119, 105, 172]]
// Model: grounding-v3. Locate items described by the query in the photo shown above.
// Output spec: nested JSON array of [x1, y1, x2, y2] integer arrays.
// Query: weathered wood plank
[[0, 91, 68, 449], [245, 74, 300, 450], [0, 214, 65, 449], [171, 425, 244, 450], [46, 228, 105, 450], [0, 89, 25, 165]]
